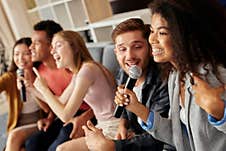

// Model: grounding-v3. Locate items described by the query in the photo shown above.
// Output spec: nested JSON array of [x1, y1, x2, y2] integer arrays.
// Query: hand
[[114, 123, 135, 140], [64, 116, 85, 139], [37, 117, 52, 132], [33, 67, 49, 94], [114, 85, 150, 122], [192, 75, 225, 120], [114, 123, 127, 140], [114, 85, 140, 113], [16, 71, 34, 90], [82, 121, 115, 151], [16, 76, 24, 90]]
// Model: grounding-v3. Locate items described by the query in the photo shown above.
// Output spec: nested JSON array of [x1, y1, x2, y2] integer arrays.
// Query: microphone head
[[16, 68, 24, 77], [128, 65, 142, 79]]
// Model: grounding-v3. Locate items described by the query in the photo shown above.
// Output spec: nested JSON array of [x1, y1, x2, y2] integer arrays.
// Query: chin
[[153, 57, 163, 63]]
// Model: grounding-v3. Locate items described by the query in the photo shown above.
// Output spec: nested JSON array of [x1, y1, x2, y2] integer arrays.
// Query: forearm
[[36, 99, 51, 113], [132, 102, 149, 123], [42, 88, 72, 122], [46, 110, 55, 121]]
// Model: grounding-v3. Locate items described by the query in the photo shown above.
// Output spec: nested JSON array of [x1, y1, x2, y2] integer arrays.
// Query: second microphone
[[16, 68, 27, 102]]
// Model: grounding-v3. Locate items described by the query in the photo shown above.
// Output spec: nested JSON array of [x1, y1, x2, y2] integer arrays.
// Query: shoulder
[[77, 62, 98, 79]]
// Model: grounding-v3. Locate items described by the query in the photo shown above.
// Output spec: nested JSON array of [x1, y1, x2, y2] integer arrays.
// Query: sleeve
[[141, 111, 175, 146], [139, 111, 154, 130]]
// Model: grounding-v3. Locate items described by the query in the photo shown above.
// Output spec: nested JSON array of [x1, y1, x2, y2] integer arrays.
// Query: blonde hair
[[54, 30, 93, 73]]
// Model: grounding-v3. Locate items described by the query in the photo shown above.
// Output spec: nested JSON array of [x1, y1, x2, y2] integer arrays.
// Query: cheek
[[13, 56, 19, 63]]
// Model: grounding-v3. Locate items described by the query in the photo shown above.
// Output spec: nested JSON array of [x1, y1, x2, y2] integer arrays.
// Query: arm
[[115, 85, 175, 146], [33, 66, 94, 122]]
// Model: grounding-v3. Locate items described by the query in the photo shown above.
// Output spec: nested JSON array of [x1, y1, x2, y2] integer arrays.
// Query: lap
[[114, 133, 164, 151], [57, 137, 88, 151]]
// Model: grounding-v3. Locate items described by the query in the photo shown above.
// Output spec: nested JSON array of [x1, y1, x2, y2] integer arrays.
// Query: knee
[[7, 129, 22, 144]]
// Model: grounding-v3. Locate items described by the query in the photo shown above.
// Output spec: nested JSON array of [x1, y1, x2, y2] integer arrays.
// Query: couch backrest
[[87, 44, 120, 77]]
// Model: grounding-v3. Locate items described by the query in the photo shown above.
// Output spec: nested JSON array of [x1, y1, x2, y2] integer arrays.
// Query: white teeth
[[152, 49, 162, 53]]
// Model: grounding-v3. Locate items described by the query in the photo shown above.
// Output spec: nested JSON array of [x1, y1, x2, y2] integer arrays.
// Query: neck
[[42, 56, 57, 69], [24, 68, 35, 82], [135, 71, 146, 87]]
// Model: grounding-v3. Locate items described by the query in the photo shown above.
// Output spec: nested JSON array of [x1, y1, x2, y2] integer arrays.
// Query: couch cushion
[[102, 45, 120, 77], [88, 47, 103, 63]]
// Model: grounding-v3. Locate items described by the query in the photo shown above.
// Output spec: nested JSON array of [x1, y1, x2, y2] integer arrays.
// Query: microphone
[[113, 65, 142, 118], [16, 69, 26, 102]]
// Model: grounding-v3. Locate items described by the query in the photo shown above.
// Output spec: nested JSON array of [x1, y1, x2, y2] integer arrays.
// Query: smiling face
[[29, 30, 52, 62], [114, 30, 150, 75], [51, 35, 74, 70], [13, 43, 33, 69], [149, 14, 176, 66]]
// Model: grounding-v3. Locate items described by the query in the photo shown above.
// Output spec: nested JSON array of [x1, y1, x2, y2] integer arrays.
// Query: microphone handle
[[113, 78, 137, 118], [20, 82, 26, 102], [113, 105, 124, 118]]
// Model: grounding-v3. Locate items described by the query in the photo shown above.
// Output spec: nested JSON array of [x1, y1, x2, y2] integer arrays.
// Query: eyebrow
[[116, 40, 145, 46], [151, 26, 169, 30]]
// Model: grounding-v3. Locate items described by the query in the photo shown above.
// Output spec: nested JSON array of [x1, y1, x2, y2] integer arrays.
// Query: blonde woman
[[33, 30, 120, 151]]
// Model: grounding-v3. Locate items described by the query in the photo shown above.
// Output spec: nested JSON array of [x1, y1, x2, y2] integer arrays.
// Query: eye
[[55, 42, 62, 49], [24, 51, 31, 56], [118, 47, 126, 52], [159, 32, 168, 35], [134, 44, 142, 49], [14, 53, 19, 56]]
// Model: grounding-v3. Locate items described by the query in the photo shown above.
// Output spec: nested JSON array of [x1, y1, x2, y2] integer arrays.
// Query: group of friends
[[1, 0, 226, 151]]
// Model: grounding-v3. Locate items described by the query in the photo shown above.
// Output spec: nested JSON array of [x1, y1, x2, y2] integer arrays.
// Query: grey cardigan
[[148, 65, 226, 151]]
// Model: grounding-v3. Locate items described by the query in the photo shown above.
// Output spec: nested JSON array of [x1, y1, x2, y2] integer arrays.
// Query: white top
[[21, 91, 40, 114]]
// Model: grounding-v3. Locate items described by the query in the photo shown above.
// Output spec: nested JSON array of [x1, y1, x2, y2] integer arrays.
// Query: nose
[[50, 46, 55, 55], [29, 43, 34, 50], [126, 49, 135, 60], [149, 32, 158, 45], [18, 53, 24, 62]]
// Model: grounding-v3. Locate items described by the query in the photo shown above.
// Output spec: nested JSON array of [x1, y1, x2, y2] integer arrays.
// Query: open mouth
[[125, 61, 139, 69], [152, 48, 164, 56]]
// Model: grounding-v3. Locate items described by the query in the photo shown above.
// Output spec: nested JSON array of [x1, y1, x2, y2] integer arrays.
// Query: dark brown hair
[[111, 18, 151, 45], [149, 0, 226, 81]]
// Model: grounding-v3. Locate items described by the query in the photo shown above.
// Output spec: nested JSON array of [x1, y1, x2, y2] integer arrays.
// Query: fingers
[[114, 86, 130, 106], [33, 67, 40, 78], [70, 124, 77, 138], [82, 125, 90, 136], [86, 121, 97, 131], [114, 133, 121, 140]]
